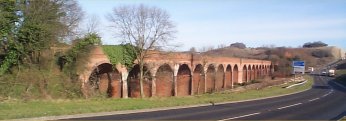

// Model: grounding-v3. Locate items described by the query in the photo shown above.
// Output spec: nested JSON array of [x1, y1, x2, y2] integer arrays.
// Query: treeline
[[0, 0, 99, 100]]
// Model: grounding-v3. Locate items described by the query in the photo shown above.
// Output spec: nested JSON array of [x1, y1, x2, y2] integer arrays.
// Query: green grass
[[340, 116, 346, 121], [0, 76, 313, 120]]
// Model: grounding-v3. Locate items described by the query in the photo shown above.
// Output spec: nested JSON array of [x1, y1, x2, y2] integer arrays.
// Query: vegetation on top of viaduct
[[102, 44, 137, 69]]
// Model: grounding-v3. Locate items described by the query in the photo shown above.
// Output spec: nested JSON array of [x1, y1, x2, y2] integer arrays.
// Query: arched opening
[[128, 64, 152, 98], [256, 65, 259, 79], [248, 65, 252, 82], [177, 64, 191, 96], [215, 64, 225, 91], [261, 65, 264, 78], [270, 64, 274, 76], [259, 65, 262, 77], [193, 64, 205, 94], [242, 65, 247, 83], [267, 65, 270, 75], [265, 66, 268, 76], [233, 65, 239, 84], [225, 65, 232, 89], [206, 64, 216, 93], [87, 63, 116, 97], [251, 65, 255, 80], [263, 66, 266, 76], [156, 64, 174, 97]]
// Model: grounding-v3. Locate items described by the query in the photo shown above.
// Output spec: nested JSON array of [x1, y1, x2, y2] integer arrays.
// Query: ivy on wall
[[102, 44, 138, 69], [58, 33, 101, 80]]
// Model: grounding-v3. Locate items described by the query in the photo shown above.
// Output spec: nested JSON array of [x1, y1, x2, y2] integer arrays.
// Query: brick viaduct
[[79, 46, 274, 98]]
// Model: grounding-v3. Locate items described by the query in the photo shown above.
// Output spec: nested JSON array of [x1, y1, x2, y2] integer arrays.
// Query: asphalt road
[[66, 75, 346, 120]]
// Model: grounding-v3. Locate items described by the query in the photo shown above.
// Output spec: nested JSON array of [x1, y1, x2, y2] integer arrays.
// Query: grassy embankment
[[0, 76, 313, 120], [335, 70, 346, 121], [335, 69, 346, 85]]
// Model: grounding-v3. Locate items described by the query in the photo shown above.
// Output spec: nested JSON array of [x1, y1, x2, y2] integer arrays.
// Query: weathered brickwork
[[80, 46, 274, 98]]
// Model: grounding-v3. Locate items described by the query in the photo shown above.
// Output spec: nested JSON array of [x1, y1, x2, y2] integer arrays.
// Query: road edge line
[[218, 112, 261, 121]]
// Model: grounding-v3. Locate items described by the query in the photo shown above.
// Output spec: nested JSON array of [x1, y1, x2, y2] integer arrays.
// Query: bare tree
[[217, 44, 226, 49], [107, 4, 176, 98], [189, 47, 197, 53], [85, 14, 100, 34], [58, 0, 84, 41]]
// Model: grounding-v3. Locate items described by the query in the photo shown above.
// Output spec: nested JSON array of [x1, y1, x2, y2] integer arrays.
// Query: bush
[[230, 42, 246, 49], [303, 41, 328, 48], [0, 66, 84, 100], [311, 50, 332, 58]]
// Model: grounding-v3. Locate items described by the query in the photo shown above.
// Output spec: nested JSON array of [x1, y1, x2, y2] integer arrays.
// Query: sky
[[78, 0, 346, 51]]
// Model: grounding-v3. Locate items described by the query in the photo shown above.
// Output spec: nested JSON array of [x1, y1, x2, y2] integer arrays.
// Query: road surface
[[66, 75, 346, 120]]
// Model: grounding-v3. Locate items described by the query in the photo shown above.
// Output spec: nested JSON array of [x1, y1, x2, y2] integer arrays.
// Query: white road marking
[[277, 103, 303, 110], [218, 112, 261, 121], [322, 94, 329, 97], [308, 98, 320, 102]]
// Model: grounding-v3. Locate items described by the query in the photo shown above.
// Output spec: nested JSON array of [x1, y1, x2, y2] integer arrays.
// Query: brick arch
[[225, 64, 233, 89], [248, 65, 252, 82], [83, 60, 111, 83], [156, 63, 174, 97], [251, 65, 256, 80], [177, 64, 191, 96], [233, 64, 239, 84], [83, 46, 275, 98], [193, 64, 205, 94], [215, 64, 225, 90], [255, 65, 259, 79], [86, 63, 114, 97], [128, 64, 152, 98], [242, 65, 248, 83], [179, 62, 192, 73], [150, 62, 173, 76], [206, 64, 216, 92], [261, 65, 265, 77]]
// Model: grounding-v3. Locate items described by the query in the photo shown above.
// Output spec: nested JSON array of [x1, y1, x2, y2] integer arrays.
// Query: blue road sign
[[293, 61, 305, 74], [293, 61, 305, 67]]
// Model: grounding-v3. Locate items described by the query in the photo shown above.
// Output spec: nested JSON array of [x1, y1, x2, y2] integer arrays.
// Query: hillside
[[202, 46, 344, 77]]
